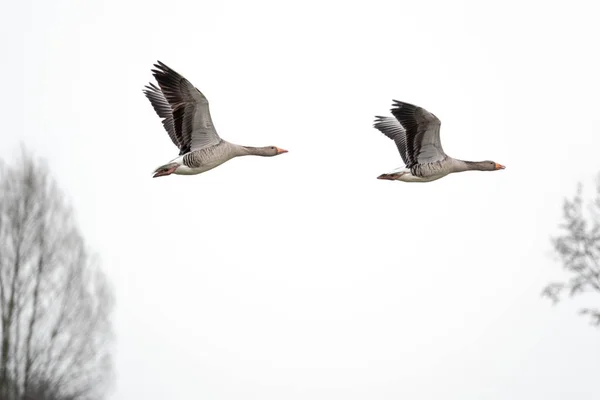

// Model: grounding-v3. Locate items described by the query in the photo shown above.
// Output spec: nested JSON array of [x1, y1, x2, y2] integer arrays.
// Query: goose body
[[144, 61, 287, 178], [373, 100, 505, 182]]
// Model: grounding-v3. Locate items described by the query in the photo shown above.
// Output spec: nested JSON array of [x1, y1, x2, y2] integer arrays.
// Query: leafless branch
[[545, 174, 600, 327], [0, 148, 114, 399]]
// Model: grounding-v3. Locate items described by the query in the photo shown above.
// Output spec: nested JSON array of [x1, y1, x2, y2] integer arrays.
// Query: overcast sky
[[2, 0, 600, 399]]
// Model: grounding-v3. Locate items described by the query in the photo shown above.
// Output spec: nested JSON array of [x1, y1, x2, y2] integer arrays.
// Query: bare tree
[[544, 174, 600, 326], [0, 150, 114, 400]]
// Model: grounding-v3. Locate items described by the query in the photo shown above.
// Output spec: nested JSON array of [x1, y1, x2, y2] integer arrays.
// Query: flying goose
[[373, 100, 505, 182], [144, 61, 287, 178]]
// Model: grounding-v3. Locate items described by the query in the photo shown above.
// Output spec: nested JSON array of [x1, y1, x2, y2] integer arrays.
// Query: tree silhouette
[[544, 175, 600, 326], [0, 150, 114, 399]]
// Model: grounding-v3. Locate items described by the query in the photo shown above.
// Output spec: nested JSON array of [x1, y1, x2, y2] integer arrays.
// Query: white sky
[[2, 0, 600, 398]]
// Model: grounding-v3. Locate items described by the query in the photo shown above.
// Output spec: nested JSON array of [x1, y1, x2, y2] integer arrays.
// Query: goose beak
[[495, 163, 506, 170], [276, 147, 288, 154]]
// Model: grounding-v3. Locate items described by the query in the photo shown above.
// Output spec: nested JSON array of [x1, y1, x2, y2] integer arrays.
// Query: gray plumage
[[144, 61, 287, 178], [373, 100, 505, 182]]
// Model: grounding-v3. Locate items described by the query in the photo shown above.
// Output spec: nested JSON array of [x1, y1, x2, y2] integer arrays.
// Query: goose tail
[[377, 173, 398, 180], [377, 167, 409, 180], [152, 162, 180, 178]]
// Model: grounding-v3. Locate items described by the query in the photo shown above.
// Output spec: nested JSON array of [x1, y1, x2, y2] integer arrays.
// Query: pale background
[[2, 0, 599, 398]]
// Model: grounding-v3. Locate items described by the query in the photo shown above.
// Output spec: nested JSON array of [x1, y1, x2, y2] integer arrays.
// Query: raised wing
[[373, 116, 409, 166], [151, 61, 221, 155], [143, 83, 180, 150], [390, 100, 446, 166]]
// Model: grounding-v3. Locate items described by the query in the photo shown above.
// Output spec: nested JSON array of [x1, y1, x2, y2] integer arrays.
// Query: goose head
[[462, 160, 506, 171], [480, 161, 506, 171], [243, 146, 288, 156], [270, 146, 288, 156], [491, 161, 506, 170]]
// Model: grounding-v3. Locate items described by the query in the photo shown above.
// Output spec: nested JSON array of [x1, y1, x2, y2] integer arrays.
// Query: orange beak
[[276, 147, 288, 154], [495, 163, 506, 170]]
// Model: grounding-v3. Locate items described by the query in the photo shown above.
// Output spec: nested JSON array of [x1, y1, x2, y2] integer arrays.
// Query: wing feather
[[390, 100, 446, 166], [150, 61, 221, 155], [143, 83, 180, 150], [373, 116, 410, 165]]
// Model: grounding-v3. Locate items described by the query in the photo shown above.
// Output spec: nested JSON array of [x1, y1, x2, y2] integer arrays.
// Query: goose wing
[[390, 100, 446, 166], [143, 83, 180, 150], [373, 116, 410, 165], [150, 61, 221, 155]]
